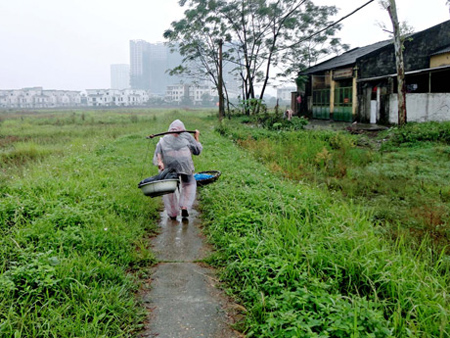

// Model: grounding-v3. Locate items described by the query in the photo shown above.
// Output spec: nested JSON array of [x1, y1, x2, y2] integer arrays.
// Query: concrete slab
[[151, 210, 210, 262], [139, 207, 242, 338], [142, 263, 237, 338]]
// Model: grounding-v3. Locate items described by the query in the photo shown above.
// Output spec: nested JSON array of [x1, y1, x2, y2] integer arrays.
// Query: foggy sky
[[0, 0, 448, 91]]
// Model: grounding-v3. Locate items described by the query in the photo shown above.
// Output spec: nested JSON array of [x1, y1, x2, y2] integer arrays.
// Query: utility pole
[[218, 39, 225, 121], [387, 0, 407, 126]]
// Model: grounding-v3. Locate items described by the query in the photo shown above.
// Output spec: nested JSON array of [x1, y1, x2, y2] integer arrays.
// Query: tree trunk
[[218, 39, 225, 121], [387, 1, 407, 126], [223, 80, 231, 118]]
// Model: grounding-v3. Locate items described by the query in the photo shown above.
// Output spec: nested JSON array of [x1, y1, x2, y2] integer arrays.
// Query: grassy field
[[202, 116, 449, 337], [1, 109, 449, 337], [0, 109, 179, 337], [217, 116, 450, 256]]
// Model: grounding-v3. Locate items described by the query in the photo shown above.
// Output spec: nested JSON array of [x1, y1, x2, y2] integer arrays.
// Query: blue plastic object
[[194, 173, 214, 181]]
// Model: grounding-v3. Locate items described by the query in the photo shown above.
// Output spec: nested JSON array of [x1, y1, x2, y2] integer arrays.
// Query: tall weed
[[383, 121, 450, 147], [0, 109, 178, 337], [196, 121, 450, 337], [220, 119, 450, 255]]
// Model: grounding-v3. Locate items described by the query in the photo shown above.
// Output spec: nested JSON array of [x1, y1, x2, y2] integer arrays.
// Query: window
[[405, 73, 429, 93], [431, 70, 450, 93]]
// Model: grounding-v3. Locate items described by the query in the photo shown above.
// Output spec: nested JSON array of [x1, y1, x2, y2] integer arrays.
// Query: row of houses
[[85, 89, 150, 107], [295, 20, 450, 124], [0, 87, 150, 109], [0, 87, 83, 108], [0, 83, 232, 109], [165, 84, 218, 105]]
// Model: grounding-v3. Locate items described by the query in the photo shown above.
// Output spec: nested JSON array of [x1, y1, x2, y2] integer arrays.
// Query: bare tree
[[380, 0, 407, 126]]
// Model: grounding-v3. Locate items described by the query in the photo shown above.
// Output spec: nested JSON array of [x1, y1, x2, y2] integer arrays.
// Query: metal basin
[[139, 179, 179, 198]]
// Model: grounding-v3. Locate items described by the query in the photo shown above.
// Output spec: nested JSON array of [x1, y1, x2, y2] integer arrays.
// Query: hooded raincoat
[[152, 120, 202, 175], [152, 120, 202, 218]]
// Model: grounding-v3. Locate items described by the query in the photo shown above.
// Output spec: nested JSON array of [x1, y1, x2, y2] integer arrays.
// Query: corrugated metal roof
[[431, 45, 450, 56], [300, 39, 392, 75]]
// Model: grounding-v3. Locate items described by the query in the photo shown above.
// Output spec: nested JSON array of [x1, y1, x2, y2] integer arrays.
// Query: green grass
[[216, 118, 450, 256], [198, 121, 450, 337], [0, 109, 193, 337], [1, 109, 449, 337]]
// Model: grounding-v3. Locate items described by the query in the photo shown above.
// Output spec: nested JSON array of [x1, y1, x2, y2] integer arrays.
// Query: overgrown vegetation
[[1, 109, 449, 337], [223, 112, 309, 132], [0, 109, 180, 337], [200, 118, 450, 337], [216, 118, 450, 256]]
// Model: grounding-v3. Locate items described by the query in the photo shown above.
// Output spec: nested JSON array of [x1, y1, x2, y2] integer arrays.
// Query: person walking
[[153, 119, 202, 219]]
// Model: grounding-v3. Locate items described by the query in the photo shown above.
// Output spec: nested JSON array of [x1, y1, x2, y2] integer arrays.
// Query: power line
[[282, 0, 376, 50]]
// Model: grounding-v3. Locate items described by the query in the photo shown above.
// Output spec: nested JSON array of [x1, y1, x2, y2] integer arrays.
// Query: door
[[334, 87, 353, 122], [312, 89, 330, 119]]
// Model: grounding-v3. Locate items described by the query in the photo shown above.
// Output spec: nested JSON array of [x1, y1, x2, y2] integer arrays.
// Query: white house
[[0, 87, 82, 108], [165, 83, 217, 105], [85, 89, 149, 107]]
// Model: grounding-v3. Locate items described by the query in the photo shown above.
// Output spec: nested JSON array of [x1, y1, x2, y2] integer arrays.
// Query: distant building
[[165, 84, 190, 104], [299, 20, 450, 124], [165, 82, 217, 106], [222, 44, 241, 95], [148, 42, 183, 95], [111, 64, 130, 90], [129, 39, 241, 99], [0, 86, 152, 108], [0, 87, 82, 108], [129, 40, 183, 94], [85, 88, 149, 107], [191, 84, 217, 105], [277, 87, 297, 102], [130, 40, 151, 90]]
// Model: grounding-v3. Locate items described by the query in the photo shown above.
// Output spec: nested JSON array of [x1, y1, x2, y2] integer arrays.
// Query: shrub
[[384, 121, 450, 147]]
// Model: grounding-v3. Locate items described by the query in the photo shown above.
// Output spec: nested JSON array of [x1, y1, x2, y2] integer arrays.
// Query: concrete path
[[139, 209, 242, 338]]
